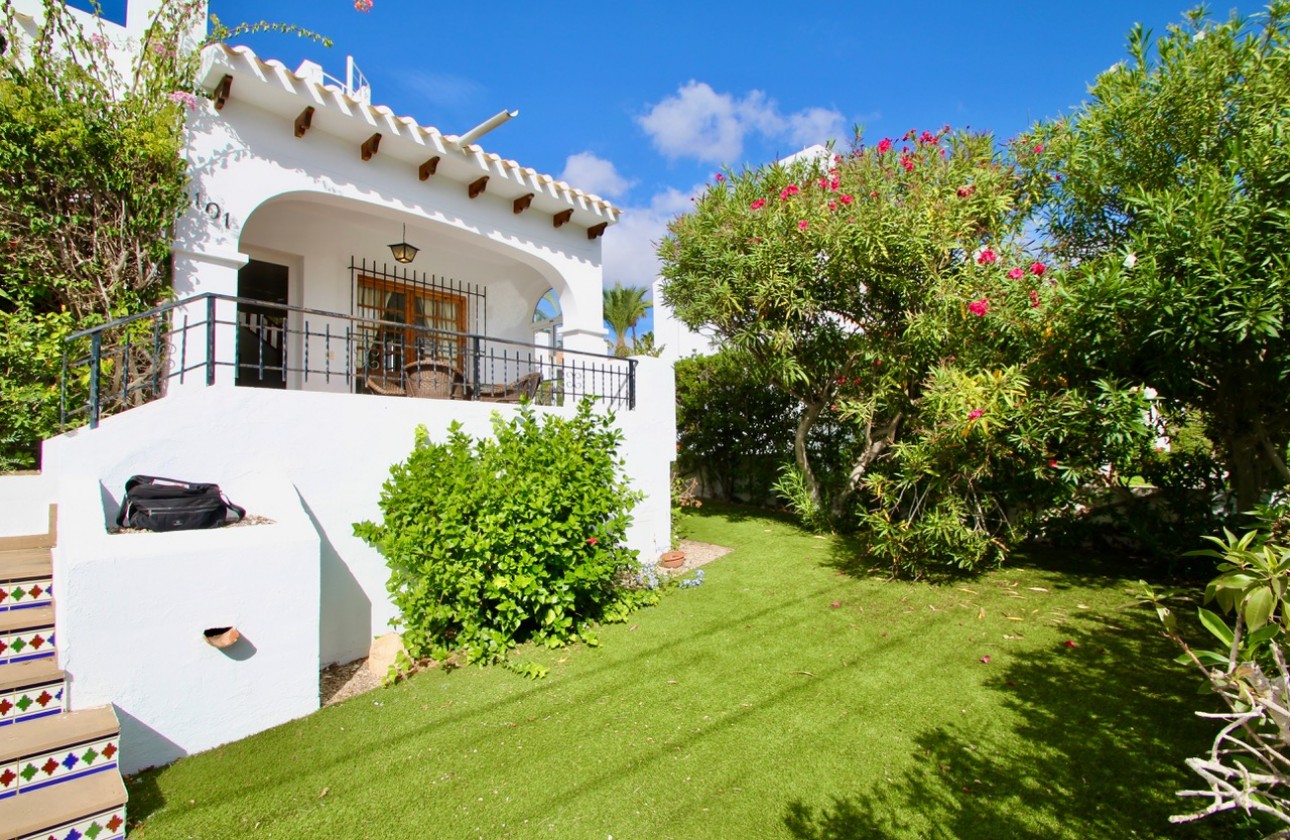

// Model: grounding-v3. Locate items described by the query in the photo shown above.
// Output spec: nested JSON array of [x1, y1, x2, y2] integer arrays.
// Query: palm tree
[[602, 283, 651, 357]]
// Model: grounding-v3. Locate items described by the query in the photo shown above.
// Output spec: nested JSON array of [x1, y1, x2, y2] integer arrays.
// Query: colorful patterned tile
[[0, 679, 65, 725], [0, 577, 53, 611], [16, 805, 126, 840], [12, 735, 120, 794], [0, 627, 56, 665]]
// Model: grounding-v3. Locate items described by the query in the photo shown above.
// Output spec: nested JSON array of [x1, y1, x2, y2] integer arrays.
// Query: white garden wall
[[42, 365, 674, 674], [52, 471, 320, 773]]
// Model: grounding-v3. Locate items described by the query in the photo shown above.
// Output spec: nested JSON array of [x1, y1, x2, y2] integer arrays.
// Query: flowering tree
[[660, 131, 1155, 574], [0, 1, 353, 468], [1034, 3, 1290, 512]]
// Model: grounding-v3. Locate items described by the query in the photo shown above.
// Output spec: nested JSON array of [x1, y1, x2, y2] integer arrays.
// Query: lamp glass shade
[[388, 240, 419, 264]]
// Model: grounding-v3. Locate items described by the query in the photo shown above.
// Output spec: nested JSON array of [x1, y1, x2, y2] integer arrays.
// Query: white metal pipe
[[455, 109, 518, 147]]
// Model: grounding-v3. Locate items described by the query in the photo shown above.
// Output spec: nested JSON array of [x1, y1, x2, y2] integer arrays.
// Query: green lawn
[[127, 506, 1251, 839]]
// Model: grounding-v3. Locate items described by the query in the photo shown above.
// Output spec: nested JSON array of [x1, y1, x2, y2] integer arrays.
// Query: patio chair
[[477, 371, 542, 403], [362, 376, 406, 397], [404, 358, 465, 400]]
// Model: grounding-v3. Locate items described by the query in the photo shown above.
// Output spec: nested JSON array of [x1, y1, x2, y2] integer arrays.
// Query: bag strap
[[124, 475, 214, 493], [222, 494, 247, 524]]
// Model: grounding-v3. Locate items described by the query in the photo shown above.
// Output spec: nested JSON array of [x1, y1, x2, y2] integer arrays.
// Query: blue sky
[[79, 0, 1265, 335]]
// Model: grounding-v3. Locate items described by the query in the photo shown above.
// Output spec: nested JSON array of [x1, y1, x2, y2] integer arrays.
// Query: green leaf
[[1197, 607, 1235, 648], [1243, 586, 1276, 633]]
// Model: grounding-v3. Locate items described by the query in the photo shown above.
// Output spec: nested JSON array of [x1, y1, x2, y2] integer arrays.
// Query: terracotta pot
[[204, 626, 240, 649], [660, 550, 686, 569]]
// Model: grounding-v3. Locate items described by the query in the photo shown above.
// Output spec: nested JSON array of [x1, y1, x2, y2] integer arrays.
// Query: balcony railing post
[[470, 335, 481, 400], [629, 358, 637, 411], [88, 331, 102, 429], [205, 295, 217, 386]]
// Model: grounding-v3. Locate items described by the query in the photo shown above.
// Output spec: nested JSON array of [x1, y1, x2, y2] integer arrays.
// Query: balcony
[[60, 293, 635, 430]]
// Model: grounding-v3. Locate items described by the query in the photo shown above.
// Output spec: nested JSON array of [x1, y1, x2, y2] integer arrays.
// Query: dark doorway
[[236, 260, 289, 389]]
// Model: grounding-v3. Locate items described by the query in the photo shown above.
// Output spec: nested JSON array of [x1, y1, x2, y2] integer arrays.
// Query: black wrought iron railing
[[61, 293, 636, 429]]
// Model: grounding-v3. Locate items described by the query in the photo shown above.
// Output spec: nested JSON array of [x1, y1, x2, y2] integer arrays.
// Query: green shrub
[[354, 400, 655, 676]]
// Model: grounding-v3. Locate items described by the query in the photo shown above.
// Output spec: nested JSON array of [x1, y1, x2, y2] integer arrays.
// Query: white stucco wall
[[43, 377, 674, 672], [0, 473, 53, 537], [650, 276, 719, 362], [52, 470, 320, 772]]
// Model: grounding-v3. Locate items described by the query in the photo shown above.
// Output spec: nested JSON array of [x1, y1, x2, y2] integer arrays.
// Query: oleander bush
[[354, 400, 655, 677]]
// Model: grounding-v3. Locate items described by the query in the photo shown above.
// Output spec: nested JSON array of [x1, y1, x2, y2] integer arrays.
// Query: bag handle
[[124, 475, 217, 493], [222, 494, 247, 524]]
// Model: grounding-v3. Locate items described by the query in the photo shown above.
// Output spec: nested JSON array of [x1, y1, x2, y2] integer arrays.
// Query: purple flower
[[166, 91, 198, 109]]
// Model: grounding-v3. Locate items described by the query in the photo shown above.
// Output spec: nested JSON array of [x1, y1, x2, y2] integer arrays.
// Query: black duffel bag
[[115, 475, 246, 532]]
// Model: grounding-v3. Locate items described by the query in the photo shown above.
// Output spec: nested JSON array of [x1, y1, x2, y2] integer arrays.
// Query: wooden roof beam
[[419, 156, 440, 181], [553, 209, 573, 229], [587, 222, 608, 240], [361, 133, 382, 161], [294, 106, 314, 138], [468, 176, 489, 199], [213, 74, 232, 111], [513, 193, 535, 215]]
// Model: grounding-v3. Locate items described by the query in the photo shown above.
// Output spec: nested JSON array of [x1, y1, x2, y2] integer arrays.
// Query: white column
[[169, 248, 248, 388]]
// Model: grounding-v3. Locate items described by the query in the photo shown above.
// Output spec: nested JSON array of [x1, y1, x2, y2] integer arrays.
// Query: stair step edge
[[0, 706, 118, 763], [0, 769, 125, 840]]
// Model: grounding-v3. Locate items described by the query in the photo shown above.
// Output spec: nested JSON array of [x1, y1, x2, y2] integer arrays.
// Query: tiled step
[[0, 706, 120, 801], [0, 549, 52, 613], [0, 770, 126, 840], [0, 606, 54, 665], [0, 660, 65, 726]]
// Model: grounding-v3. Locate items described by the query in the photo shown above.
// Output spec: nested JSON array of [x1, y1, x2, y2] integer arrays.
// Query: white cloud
[[786, 107, 849, 150], [603, 186, 703, 289], [637, 81, 846, 165], [559, 152, 636, 199]]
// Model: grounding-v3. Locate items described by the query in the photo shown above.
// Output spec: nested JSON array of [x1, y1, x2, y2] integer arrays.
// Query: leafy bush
[[354, 401, 655, 676], [1142, 521, 1290, 830], [674, 348, 799, 504]]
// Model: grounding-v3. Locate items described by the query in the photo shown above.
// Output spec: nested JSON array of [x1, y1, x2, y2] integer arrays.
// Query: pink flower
[[980, 655, 991, 664], [1034, 144, 1044, 154], [839, 194, 853, 205], [1063, 640, 1079, 648], [780, 184, 800, 200], [354, 0, 373, 11], [957, 185, 975, 198], [715, 173, 725, 183], [1007, 267, 1024, 280], [899, 155, 915, 172], [919, 130, 937, 144], [968, 297, 990, 317], [1029, 261, 1046, 276], [89, 33, 109, 49], [830, 176, 840, 191], [166, 91, 198, 109], [798, 220, 809, 230], [830, 601, 841, 608], [1029, 290, 1041, 308], [1048, 460, 1060, 469], [750, 198, 766, 210], [876, 138, 893, 154], [975, 248, 998, 266], [828, 201, 837, 211], [586, 537, 598, 545], [967, 409, 984, 420]]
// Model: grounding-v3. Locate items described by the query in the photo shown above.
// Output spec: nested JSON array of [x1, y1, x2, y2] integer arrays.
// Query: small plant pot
[[660, 550, 686, 569], [204, 626, 240, 649]]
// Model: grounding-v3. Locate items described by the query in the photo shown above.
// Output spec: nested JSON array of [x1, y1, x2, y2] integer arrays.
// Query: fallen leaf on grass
[[1006, 616, 1024, 622], [1026, 587, 1049, 592], [980, 656, 991, 664], [830, 602, 841, 608], [319, 787, 330, 798], [957, 587, 979, 595], [792, 670, 817, 677], [1064, 640, 1079, 648]]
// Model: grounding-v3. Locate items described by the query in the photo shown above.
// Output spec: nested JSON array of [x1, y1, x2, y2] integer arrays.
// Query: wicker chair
[[404, 359, 464, 400], [363, 376, 406, 397], [477, 371, 542, 403]]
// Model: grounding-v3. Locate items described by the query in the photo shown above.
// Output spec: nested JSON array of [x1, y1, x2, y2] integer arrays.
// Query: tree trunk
[[794, 401, 826, 510]]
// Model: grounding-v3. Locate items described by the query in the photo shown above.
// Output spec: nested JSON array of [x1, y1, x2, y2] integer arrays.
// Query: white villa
[[0, 3, 674, 832]]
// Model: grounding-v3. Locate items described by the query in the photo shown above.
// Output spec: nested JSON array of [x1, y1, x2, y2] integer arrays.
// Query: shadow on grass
[[781, 607, 1262, 840]]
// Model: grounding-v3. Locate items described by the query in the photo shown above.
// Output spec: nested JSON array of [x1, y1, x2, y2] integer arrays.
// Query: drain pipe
[[454, 109, 518, 147]]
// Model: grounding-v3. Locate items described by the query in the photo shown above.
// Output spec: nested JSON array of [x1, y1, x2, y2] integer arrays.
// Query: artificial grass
[[127, 505, 1252, 839]]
